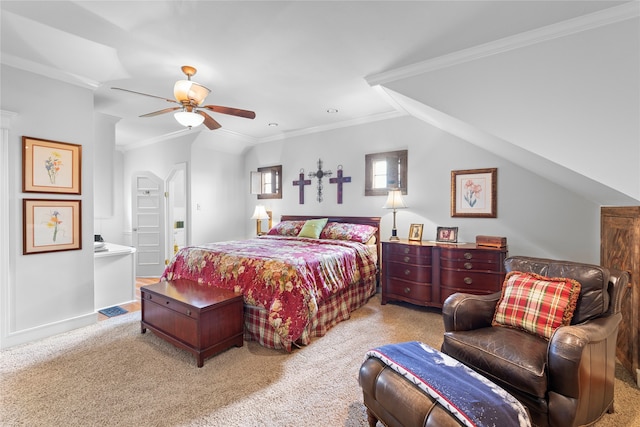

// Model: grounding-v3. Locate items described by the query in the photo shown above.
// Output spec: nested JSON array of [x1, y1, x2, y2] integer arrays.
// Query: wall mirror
[[365, 150, 408, 196], [251, 165, 282, 199]]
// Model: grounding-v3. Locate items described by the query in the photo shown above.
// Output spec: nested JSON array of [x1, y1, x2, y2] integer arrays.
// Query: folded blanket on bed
[[365, 341, 531, 427]]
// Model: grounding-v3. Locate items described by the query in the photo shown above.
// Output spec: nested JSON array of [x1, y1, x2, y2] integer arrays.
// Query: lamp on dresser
[[383, 189, 407, 241], [250, 205, 272, 235]]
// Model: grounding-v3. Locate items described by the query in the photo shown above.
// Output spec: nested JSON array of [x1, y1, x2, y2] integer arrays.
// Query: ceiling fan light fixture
[[173, 80, 211, 106], [174, 111, 205, 128]]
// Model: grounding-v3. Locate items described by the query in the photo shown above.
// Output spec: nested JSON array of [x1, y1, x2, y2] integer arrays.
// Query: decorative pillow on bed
[[492, 271, 581, 339], [298, 218, 329, 239], [267, 220, 306, 236], [320, 222, 378, 244]]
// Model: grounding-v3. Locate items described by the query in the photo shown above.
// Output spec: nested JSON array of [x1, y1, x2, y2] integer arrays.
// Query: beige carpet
[[1, 294, 639, 427]]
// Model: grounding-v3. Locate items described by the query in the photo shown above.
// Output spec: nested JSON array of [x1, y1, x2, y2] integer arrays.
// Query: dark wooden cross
[[308, 158, 332, 202], [292, 170, 311, 204], [329, 165, 351, 204]]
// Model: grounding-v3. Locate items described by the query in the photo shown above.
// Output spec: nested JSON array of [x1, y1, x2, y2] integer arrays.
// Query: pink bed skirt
[[243, 277, 377, 351]]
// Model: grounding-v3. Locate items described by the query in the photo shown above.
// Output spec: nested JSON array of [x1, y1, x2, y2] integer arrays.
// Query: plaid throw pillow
[[492, 271, 581, 339]]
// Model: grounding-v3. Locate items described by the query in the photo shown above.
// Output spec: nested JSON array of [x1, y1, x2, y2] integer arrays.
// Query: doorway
[[131, 163, 189, 277]]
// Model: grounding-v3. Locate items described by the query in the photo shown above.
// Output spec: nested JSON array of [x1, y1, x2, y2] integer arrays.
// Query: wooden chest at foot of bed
[[141, 279, 244, 367]]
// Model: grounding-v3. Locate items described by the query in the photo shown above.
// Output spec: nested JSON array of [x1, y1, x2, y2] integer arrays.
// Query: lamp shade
[[173, 80, 210, 106], [250, 204, 270, 220], [383, 189, 407, 209], [174, 111, 205, 128]]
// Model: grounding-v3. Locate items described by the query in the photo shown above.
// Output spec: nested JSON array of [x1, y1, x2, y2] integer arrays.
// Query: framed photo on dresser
[[408, 224, 423, 241]]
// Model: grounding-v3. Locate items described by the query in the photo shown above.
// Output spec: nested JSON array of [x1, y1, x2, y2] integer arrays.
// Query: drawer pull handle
[[464, 252, 473, 260], [186, 309, 191, 316], [464, 262, 473, 270], [404, 269, 411, 276], [464, 277, 473, 285], [166, 301, 170, 305], [403, 248, 410, 254], [404, 287, 411, 294], [403, 256, 410, 263]]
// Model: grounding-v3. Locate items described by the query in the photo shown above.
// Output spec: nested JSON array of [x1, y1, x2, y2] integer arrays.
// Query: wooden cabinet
[[601, 206, 640, 383], [439, 245, 507, 305], [141, 279, 244, 367], [381, 240, 507, 308], [382, 241, 434, 306]]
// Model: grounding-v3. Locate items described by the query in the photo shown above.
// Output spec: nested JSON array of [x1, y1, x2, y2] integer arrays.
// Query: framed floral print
[[451, 168, 497, 218], [23, 199, 82, 254], [23, 136, 82, 194]]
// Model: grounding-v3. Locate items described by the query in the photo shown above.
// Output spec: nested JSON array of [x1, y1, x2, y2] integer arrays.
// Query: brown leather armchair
[[441, 256, 629, 427]]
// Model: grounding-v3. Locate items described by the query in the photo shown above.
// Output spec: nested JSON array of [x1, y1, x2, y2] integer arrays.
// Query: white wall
[[245, 115, 600, 263], [384, 16, 640, 201], [1, 65, 95, 348]]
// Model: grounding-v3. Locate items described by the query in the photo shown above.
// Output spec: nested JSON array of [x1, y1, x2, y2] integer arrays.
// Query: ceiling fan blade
[[140, 107, 181, 117], [202, 105, 256, 119], [111, 87, 178, 104], [197, 111, 222, 130]]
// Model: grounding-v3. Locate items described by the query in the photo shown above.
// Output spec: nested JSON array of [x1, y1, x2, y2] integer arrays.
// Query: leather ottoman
[[358, 341, 530, 427]]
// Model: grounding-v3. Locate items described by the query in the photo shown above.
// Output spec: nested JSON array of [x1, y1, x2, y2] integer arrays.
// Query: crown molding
[[257, 109, 406, 143], [1, 53, 101, 89], [367, 2, 639, 86]]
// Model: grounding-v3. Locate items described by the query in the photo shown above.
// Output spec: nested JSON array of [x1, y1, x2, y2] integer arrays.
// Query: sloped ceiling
[[0, 0, 629, 148]]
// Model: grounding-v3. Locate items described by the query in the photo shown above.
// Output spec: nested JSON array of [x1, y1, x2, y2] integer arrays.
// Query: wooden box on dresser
[[381, 240, 507, 308], [601, 206, 640, 384]]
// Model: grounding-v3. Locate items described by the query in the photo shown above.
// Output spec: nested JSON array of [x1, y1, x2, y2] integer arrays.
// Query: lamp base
[[389, 228, 400, 241]]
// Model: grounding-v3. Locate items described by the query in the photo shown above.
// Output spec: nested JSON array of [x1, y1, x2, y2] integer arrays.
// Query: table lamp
[[250, 205, 271, 235], [383, 189, 407, 241]]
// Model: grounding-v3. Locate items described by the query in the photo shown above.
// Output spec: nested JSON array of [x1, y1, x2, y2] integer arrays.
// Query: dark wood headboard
[[280, 215, 382, 280]]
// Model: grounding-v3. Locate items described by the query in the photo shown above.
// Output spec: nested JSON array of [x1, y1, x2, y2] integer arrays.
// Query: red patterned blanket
[[162, 235, 377, 349]]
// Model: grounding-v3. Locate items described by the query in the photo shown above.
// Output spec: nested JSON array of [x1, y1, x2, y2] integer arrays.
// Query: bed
[[161, 215, 380, 352]]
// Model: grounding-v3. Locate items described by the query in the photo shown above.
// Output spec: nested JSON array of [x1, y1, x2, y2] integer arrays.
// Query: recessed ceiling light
[[268, 122, 279, 127], [326, 108, 338, 113]]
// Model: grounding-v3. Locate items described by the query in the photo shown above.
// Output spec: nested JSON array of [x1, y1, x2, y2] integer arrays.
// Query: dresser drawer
[[384, 278, 432, 303], [440, 269, 504, 290], [385, 261, 432, 283], [440, 259, 500, 272], [143, 291, 199, 319], [440, 247, 503, 264], [384, 244, 432, 265]]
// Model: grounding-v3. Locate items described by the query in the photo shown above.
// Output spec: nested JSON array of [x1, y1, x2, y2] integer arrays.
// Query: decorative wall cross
[[329, 165, 351, 204], [292, 169, 311, 204], [308, 158, 332, 203]]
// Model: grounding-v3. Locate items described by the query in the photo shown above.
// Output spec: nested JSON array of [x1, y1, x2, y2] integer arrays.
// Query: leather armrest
[[442, 292, 500, 332], [547, 313, 622, 397]]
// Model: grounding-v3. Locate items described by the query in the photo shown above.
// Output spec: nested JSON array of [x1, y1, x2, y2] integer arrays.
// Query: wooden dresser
[[439, 245, 508, 306], [382, 241, 434, 306], [601, 206, 640, 383], [382, 240, 507, 308]]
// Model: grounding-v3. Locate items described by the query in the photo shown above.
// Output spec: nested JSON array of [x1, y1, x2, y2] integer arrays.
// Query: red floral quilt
[[161, 235, 377, 347]]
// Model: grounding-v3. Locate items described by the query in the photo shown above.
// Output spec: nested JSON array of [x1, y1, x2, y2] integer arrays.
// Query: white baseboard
[[0, 312, 96, 350]]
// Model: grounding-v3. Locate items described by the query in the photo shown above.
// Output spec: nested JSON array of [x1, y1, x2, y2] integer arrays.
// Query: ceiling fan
[[112, 65, 256, 130]]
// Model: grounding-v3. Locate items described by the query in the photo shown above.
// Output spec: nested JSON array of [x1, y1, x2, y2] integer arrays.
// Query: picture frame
[[408, 223, 423, 242], [451, 168, 497, 218], [436, 226, 458, 243], [23, 199, 82, 255], [23, 136, 82, 194]]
